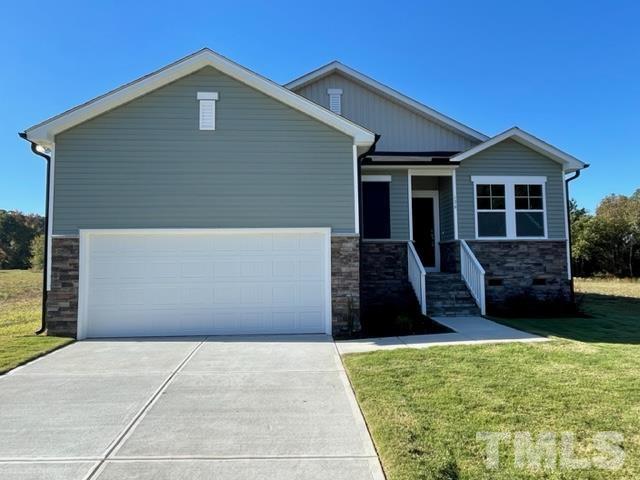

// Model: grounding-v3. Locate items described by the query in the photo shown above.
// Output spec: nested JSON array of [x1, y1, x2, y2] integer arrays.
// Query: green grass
[[344, 280, 640, 479], [0, 270, 72, 374]]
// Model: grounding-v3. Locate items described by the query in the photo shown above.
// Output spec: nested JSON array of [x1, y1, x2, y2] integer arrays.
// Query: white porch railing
[[407, 242, 427, 315], [460, 240, 486, 315]]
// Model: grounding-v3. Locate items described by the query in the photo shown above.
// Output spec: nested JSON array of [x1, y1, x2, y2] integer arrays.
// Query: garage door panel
[[82, 230, 330, 338], [180, 261, 214, 279]]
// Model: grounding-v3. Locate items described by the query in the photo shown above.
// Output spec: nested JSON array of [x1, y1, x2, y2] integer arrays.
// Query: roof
[[23, 49, 376, 148], [285, 61, 488, 143], [450, 127, 587, 173]]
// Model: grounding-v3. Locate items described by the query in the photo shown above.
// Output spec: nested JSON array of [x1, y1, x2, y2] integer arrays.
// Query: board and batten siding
[[456, 139, 568, 240], [53, 66, 355, 235], [293, 72, 478, 152]]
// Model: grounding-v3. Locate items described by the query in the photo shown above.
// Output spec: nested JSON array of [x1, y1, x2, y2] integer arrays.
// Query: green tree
[[0, 210, 44, 269], [29, 234, 45, 271], [570, 192, 640, 277], [570, 199, 594, 276]]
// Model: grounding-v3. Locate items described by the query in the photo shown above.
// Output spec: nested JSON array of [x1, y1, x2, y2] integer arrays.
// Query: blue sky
[[1, 0, 638, 214]]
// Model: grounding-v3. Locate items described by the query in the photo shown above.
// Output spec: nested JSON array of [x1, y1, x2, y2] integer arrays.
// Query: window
[[197, 92, 219, 130], [476, 184, 506, 237], [472, 176, 546, 239], [514, 184, 545, 237], [327, 88, 342, 115], [362, 178, 391, 239]]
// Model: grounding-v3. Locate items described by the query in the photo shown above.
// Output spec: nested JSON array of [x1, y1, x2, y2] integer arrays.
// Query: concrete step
[[424, 272, 480, 317]]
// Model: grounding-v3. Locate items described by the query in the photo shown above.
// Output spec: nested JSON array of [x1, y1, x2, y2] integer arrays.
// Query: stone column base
[[46, 235, 362, 338], [46, 237, 79, 337], [331, 235, 360, 336]]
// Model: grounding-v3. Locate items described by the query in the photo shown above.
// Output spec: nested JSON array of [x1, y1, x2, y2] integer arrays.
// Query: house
[[21, 48, 587, 339]]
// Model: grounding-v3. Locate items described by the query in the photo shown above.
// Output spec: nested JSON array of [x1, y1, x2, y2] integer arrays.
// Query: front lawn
[[344, 280, 640, 479], [0, 270, 72, 374]]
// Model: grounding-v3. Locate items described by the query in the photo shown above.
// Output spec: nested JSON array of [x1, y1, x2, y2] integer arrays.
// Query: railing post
[[459, 240, 486, 316], [407, 241, 428, 316]]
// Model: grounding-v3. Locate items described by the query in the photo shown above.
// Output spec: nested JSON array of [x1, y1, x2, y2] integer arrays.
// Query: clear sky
[[1, 0, 638, 215]]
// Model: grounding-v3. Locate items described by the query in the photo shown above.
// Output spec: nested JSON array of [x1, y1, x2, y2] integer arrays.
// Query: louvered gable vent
[[327, 88, 342, 115], [197, 92, 219, 130]]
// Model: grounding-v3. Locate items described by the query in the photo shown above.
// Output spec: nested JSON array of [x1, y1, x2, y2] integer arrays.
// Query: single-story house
[[21, 48, 587, 339]]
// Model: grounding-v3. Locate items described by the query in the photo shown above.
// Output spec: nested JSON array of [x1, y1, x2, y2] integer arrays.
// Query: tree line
[[1, 190, 639, 277], [571, 189, 640, 278], [0, 210, 44, 270]]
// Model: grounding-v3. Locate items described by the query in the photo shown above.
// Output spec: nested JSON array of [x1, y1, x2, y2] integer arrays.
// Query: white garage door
[[78, 229, 330, 339]]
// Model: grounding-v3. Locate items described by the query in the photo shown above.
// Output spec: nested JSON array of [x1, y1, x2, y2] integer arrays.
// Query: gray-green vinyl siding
[[362, 170, 454, 242], [294, 72, 479, 152], [456, 139, 568, 239], [53, 66, 355, 235], [411, 176, 454, 241], [438, 177, 454, 240]]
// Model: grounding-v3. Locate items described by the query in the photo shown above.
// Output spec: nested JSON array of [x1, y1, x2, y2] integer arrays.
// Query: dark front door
[[412, 197, 436, 268]]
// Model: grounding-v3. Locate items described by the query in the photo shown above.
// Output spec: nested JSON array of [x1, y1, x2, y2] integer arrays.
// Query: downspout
[[565, 168, 584, 305], [357, 134, 381, 235], [18, 132, 50, 335]]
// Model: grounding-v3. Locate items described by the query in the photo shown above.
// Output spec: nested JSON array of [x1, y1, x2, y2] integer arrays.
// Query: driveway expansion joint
[[84, 337, 209, 480]]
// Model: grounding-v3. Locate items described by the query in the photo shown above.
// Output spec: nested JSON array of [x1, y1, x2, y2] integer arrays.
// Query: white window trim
[[362, 175, 391, 182], [197, 91, 219, 130], [471, 176, 548, 240]]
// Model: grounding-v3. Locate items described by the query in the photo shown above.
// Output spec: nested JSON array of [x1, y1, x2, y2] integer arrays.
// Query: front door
[[412, 193, 439, 270]]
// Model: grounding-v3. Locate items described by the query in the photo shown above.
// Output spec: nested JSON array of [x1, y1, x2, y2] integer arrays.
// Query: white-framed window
[[475, 183, 506, 237], [197, 92, 219, 130], [472, 176, 547, 239]]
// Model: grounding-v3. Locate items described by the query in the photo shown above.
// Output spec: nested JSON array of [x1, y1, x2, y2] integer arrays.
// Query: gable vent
[[197, 92, 219, 130], [327, 88, 343, 115]]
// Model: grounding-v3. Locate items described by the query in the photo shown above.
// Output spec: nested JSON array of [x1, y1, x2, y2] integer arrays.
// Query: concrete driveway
[[0, 336, 384, 480]]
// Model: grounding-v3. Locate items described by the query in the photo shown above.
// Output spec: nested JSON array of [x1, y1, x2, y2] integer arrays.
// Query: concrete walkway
[[336, 316, 548, 354], [0, 336, 384, 480]]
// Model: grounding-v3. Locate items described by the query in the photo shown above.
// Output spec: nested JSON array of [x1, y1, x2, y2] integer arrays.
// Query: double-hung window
[[472, 176, 546, 239], [476, 184, 506, 237], [514, 184, 545, 237]]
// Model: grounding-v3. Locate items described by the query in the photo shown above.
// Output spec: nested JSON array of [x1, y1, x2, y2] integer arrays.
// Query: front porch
[[360, 166, 485, 321]]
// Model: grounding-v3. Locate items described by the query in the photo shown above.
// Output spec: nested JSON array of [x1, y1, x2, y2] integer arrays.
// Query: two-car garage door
[[77, 229, 330, 339]]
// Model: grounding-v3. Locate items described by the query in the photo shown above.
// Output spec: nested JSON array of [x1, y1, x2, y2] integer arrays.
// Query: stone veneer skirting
[[360, 241, 411, 315], [466, 240, 571, 311], [46, 235, 359, 338], [46, 237, 79, 337], [330, 235, 361, 335]]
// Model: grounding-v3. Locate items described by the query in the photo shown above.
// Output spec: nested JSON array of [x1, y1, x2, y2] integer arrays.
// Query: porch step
[[425, 272, 481, 317]]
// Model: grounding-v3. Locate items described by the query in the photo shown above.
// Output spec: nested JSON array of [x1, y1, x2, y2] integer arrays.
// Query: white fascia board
[[286, 61, 488, 142], [451, 127, 587, 172], [24, 49, 375, 148]]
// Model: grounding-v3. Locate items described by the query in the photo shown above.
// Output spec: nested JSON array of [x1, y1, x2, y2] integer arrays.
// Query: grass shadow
[[492, 292, 640, 344]]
